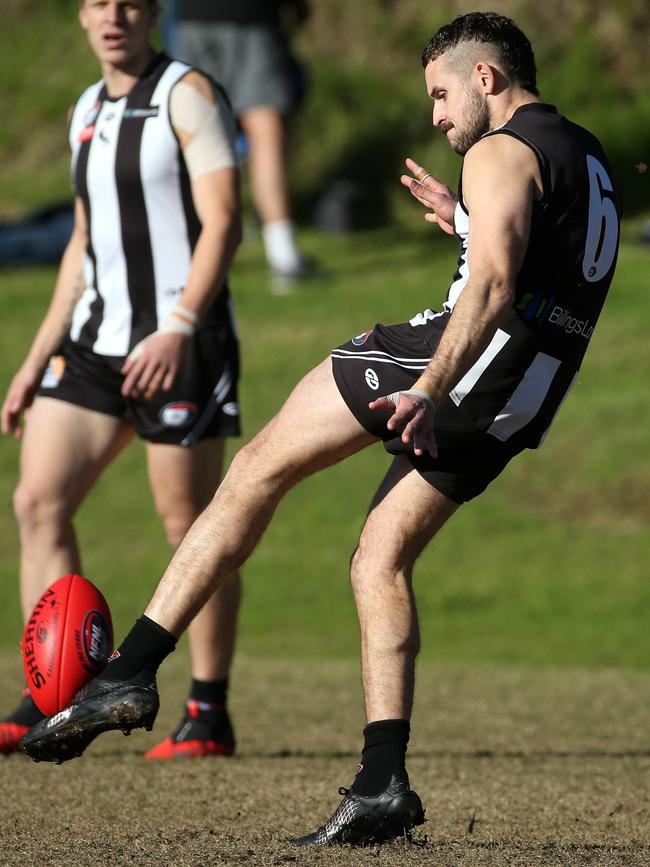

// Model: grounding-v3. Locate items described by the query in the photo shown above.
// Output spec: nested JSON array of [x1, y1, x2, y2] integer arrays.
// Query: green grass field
[[0, 228, 648, 673]]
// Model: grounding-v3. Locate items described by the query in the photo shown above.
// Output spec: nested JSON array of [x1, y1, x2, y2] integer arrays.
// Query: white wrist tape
[[126, 307, 198, 362], [386, 387, 436, 410], [162, 306, 198, 337]]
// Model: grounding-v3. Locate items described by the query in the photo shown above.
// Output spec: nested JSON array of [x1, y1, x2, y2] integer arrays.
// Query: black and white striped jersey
[[410, 103, 621, 448], [68, 53, 235, 357]]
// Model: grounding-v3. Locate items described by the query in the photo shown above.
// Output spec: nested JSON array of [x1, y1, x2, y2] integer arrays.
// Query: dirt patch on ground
[[2, 653, 650, 866]]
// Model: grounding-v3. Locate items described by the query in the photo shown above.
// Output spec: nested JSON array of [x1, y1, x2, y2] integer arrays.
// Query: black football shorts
[[38, 324, 241, 445], [331, 322, 526, 504]]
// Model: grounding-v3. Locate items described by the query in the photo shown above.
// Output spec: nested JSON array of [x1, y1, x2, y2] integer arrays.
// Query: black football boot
[[20, 670, 159, 763], [294, 772, 425, 846]]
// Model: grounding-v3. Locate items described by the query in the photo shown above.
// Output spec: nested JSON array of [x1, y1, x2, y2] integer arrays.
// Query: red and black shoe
[[144, 699, 235, 760], [0, 689, 45, 756]]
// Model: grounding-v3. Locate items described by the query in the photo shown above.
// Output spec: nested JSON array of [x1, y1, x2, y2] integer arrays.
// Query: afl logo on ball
[[82, 611, 110, 669], [160, 402, 198, 428], [365, 368, 380, 390]]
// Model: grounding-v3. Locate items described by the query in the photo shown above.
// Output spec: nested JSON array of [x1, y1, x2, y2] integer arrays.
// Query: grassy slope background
[[0, 0, 648, 676], [1, 0, 649, 218]]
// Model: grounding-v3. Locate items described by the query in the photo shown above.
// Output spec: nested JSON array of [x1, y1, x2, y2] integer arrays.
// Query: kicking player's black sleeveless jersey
[[410, 103, 621, 448], [68, 53, 234, 357]]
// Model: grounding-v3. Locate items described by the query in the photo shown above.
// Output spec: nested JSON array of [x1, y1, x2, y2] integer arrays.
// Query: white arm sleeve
[[169, 80, 238, 181]]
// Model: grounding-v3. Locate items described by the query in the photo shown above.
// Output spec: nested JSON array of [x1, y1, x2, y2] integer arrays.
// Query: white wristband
[[126, 307, 198, 362], [386, 387, 437, 410], [162, 306, 198, 337]]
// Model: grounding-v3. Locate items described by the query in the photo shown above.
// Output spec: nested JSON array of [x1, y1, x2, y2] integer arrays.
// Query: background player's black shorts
[[38, 324, 241, 446], [331, 322, 526, 504]]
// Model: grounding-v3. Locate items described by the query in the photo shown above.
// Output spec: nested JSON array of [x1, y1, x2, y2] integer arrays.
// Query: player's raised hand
[[1, 364, 44, 437], [369, 388, 438, 458], [121, 331, 187, 399], [401, 158, 457, 235]]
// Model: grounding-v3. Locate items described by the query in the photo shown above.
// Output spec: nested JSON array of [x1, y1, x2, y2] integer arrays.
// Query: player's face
[[79, 0, 156, 69], [425, 56, 491, 155]]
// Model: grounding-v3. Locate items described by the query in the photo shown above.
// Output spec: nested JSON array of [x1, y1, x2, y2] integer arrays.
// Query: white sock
[[262, 219, 303, 271]]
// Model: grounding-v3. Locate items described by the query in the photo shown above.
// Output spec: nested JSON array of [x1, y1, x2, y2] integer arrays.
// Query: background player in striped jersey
[[22, 11, 621, 847], [0, 0, 245, 760]]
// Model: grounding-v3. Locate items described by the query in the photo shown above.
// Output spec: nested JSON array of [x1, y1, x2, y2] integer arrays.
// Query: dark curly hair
[[421, 12, 539, 96]]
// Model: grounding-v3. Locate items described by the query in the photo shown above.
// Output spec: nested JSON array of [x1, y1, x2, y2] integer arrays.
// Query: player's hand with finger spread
[[369, 386, 438, 458], [400, 157, 457, 236]]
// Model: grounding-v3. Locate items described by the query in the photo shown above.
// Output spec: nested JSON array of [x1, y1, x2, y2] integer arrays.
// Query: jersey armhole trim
[[484, 128, 550, 206]]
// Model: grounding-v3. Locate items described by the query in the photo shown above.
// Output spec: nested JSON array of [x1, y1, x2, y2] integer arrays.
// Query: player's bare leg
[[352, 455, 458, 722], [240, 106, 290, 226], [14, 398, 133, 618], [21, 359, 375, 762], [144, 438, 242, 758], [2, 397, 132, 754], [145, 358, 375, 634], [241, 106, 310, 280], [294, 458, 457, 846]]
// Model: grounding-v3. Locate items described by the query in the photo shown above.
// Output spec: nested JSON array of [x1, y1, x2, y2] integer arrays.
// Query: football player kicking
[[22, 11, 620, 847]]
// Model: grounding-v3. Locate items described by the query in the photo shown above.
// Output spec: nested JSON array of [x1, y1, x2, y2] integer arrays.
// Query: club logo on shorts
[[365, 368, 380, 390], [40, 355, 66, 389], [352, 329, 373, 346], [160, 402, 198, 428]]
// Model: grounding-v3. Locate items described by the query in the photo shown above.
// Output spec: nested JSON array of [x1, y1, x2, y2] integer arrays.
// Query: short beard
[[451, 84, 491, 155]]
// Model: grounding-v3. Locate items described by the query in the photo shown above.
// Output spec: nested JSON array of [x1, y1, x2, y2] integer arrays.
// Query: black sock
[[351, 719, 410, 796], [6, 691, 45, 727], [189, 677, 229, 710], [102, 615, 177, 681]]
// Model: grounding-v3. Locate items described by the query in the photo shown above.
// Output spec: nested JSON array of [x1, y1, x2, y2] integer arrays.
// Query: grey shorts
[[177, 22, 294, 115]]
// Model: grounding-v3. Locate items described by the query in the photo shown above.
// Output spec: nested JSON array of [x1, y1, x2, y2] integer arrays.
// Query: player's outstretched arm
[[1, 198, 87, 437], [400, 157, 457, 235], [121, 71, 242, 399]]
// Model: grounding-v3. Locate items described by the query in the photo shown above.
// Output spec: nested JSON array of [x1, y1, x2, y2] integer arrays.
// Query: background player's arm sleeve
[[170, 78, 238, 181]]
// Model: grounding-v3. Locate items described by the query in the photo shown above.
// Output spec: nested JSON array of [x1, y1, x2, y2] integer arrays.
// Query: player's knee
[[229, 432, 298, 492], [13, 483, 68, 538], [160, 514, 193, 550], [153, 499, 196, 550], [349, 538, 405, 590]]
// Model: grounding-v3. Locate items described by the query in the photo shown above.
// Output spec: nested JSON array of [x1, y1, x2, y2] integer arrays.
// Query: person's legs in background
[[144, 437, 242, 759], [175, 19, 314, 285], [0, 398, 133, 753]]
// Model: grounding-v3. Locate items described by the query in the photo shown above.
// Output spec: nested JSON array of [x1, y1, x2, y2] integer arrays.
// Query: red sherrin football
[[21, 574, 113, 715]]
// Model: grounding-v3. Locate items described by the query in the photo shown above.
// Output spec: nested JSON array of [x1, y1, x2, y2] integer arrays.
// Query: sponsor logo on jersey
[[547, 305, 594, 340], [123, 107, 160, 119], [160, 402, 199, 428], [365, 368, 380, 390], [222, 402, 239, 417], [352, 329, 373, 346]]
